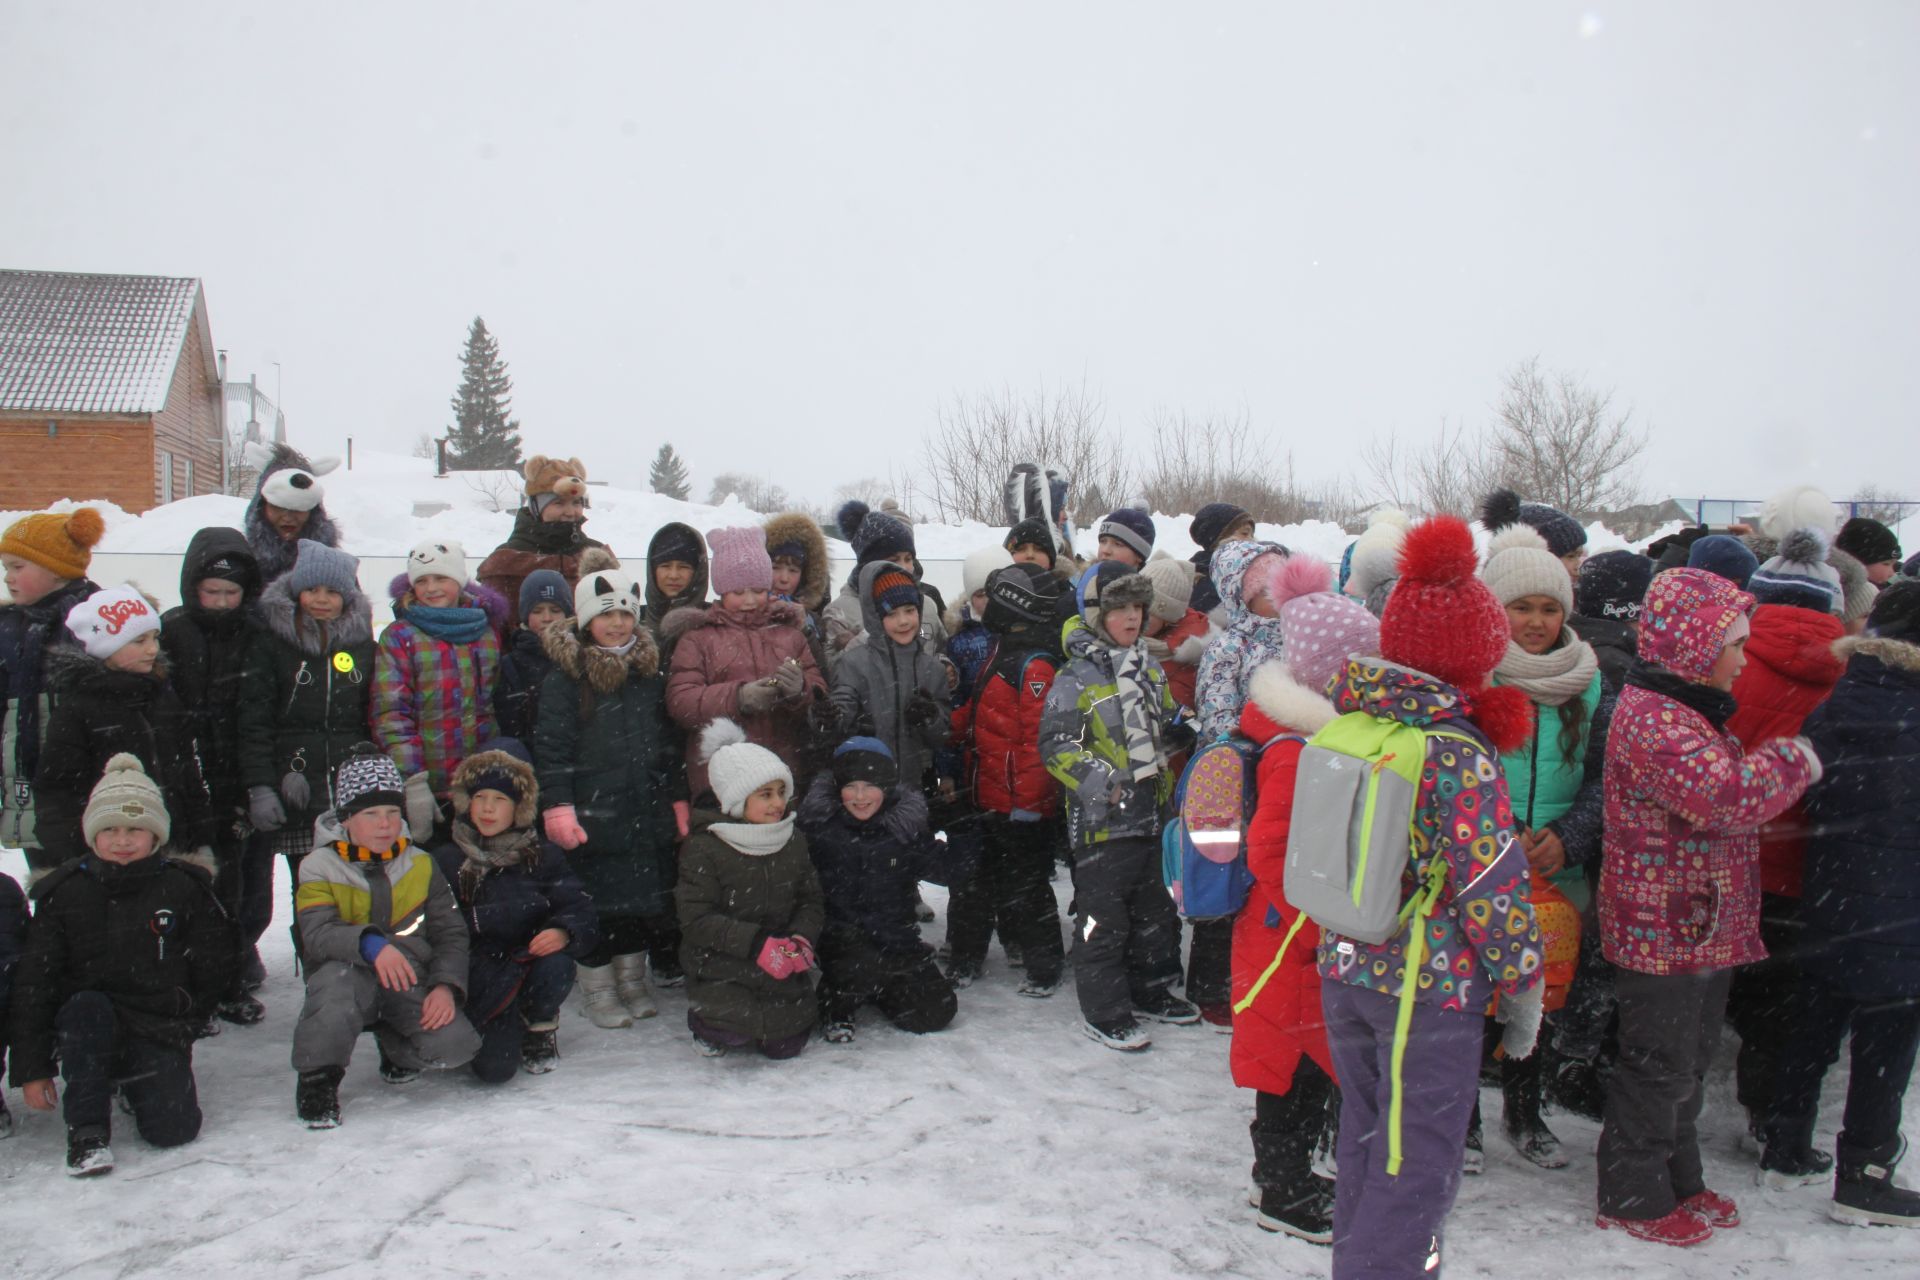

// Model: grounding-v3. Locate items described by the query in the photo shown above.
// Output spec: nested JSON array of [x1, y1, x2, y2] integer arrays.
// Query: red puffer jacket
[[1151, 608, 1212, 714], [1727, 604, 1845, 896], [1229, 662, 1337, 1096], [951, 637, 1059, 818]]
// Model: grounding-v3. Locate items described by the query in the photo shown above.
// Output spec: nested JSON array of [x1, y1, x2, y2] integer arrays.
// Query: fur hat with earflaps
[[1379, 515, 1534, 752], [1075, 562, 1155, 644], [763, 512, 831, 610], [450, 743, 539, 831]]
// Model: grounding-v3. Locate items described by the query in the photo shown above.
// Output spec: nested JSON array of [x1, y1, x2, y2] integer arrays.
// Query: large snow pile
[[0, 844, 1911, 1278]]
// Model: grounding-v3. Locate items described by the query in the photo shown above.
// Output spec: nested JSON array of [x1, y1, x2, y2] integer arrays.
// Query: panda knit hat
[[83, 752, 170, 846]]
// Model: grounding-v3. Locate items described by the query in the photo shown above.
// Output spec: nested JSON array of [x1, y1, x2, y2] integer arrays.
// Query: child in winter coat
[[475, 455, 609, 627], [1186, 502, 1254, 618], [798, 738, 957, 1042], [1315, 516, 1544, 1280], [292, 748, 479, 1128], [1041, 562, 1197, 1050], [830, 560, 952, 794], [666, 527, 825, 802], [677, 721, 826, 1058], [1573, 550, 1654, 691], [945, 563, 1067, 995], [1723, 528, 1850, 1168], [159, 527, 264, 1025], [1, 507, 104, 868], [537, 569, 689, 1027], [945, 546, 1012, 702], [1191, 540, 1294, 1024], [642, 522, 709, 665], [1594, 567, 1819, 1247], [493, 567, 577, 746], [824, 502, 949, 665], [9, 756, 230, 1176], [1140, 556, 1210, 716], [34, 586, 214, 873], [372, 539, 504, 841], [241, 442, 342, 588], [235, 541, 377, 964], [432, 745, 599, 1083], [1231, 561, 1380, 1243], [1764, 580, 1920, 1227], [765, 510, 833, 647], [1480, 521, 1617, 1169]]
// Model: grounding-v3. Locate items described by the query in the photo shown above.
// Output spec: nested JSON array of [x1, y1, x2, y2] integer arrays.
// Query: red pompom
[[1397, 515, 1479, 588], [1465, 683, 1536, 755]]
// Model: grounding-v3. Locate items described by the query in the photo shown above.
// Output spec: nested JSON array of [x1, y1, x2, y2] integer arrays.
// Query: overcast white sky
[[2, 2, 1914, 510]]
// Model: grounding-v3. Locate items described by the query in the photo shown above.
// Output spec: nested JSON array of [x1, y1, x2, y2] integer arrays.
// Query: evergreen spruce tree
[[649, 442, 692, 500], [444, 317, 524, 471]]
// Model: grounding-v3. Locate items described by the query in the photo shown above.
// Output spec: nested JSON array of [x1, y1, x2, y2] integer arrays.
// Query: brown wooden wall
[[0, 416, 154, 513], [151, 313, 223, 505]]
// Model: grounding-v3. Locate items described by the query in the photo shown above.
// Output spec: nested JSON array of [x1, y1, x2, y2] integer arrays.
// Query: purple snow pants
[[1324, 978, 1484, 1280]]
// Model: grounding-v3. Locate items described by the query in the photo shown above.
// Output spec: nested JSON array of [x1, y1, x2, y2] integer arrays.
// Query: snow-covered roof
[[0, 269, 209, 414]]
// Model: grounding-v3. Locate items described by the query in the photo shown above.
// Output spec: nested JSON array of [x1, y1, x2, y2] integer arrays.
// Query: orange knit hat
[[0, 507, 105, 580]]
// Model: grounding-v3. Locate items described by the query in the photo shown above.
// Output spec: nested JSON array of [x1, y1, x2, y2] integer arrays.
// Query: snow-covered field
[[0, 843, 1911, 1280]]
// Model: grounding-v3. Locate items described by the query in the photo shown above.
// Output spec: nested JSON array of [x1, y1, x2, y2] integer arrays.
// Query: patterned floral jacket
[[1598, 680, 1816, 975], [1315, 659, 1543, 1015]]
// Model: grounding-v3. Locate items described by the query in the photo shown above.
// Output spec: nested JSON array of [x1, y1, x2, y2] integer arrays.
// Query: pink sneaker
[[1595, 1205, 1713, 1247], [1679, 1189, 1740, 1228]]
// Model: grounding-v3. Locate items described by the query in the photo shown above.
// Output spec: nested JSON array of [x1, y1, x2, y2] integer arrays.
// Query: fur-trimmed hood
[[1245, 659, 1341, 737], [762, 512, 831, 611], [257, 572, 373, 655], [542, 616, 662, 692], [1834, 633, 1920, 674], [449, 749, 540, 829]]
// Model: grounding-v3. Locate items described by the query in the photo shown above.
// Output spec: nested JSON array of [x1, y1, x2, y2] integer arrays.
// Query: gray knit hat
[[83, 752, 171, 847], [284, 539, 361, 596], [1750, 529, 1844, 615]]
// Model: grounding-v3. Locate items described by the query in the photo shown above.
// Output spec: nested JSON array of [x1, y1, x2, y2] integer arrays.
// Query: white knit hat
[[65, 585, 161, 659], [574, 568, 640, 627], [1480, 524, 1573, 615], [405, 538, 469, 586], [83, 752, 170, 846], [962, 545, 1015, 598], [699, 719, 793, 818]]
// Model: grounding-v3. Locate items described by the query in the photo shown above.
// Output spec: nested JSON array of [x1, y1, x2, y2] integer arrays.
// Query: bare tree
[[1138, 410, 1365, 526], [1488, 358, 1647, 514], [411, 431, 437, 462], [708, 472, 791, 514], [911, 381, 1131, 526], [1846, 483, 1909, 525], [1360, 419, 1502, 518], [459, 470, 523, 513]]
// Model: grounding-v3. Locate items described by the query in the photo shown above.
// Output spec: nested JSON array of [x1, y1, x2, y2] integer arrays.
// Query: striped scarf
[[1111, 643, 1165, 782], [332, 837, 410, 864]]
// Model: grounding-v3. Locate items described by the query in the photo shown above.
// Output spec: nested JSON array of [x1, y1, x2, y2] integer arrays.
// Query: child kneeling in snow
[[432, 744, 599, 1082], [798, 738, 957, 1043], [677, 721, 825, 1059], [292, 748, 479, 1127], [10, 755, 230, 1176]]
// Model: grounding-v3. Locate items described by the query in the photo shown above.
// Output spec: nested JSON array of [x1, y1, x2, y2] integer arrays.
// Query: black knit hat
[[831, 736, 899, 790], [1190, 502, 1252, 553], [983, 562, 1059, 632], [1866, 579, 1920, 644], [1098, 504, 1156, 561], [837, 500, 915, 567], [1575, 550, 1656, 622], [1837, 517, 1902, 568], [1004, 516, 1057, 567], [649, 524, 705, 567], [1480, 488, 1587, 559]]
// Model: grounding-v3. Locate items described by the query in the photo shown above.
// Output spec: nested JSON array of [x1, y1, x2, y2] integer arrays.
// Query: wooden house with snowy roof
[[0, 269, 224, 513]]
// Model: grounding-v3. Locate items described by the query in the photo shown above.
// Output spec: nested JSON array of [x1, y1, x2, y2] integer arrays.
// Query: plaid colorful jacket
[[372, 602, 500, 797]]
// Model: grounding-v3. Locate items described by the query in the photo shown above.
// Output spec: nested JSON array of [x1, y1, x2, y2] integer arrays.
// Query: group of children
[[1, 451, 1916, 1280]]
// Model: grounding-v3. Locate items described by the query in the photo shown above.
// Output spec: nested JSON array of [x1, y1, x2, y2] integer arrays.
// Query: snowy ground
[[0, 843, 1913, 1280]]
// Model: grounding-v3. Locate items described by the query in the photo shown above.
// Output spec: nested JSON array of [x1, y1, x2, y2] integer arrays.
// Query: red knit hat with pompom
[[1380, 515, 1510, 690]]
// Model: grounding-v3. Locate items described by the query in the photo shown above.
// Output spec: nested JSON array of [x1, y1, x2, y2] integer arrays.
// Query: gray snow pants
[[1068, 835, 1182, 1023], [291, 961, 481, 1074], [1325, 978, 1483, 1280]]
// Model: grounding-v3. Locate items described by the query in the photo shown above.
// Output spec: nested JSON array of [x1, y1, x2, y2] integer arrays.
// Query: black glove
[[904, 689, 941, 729]]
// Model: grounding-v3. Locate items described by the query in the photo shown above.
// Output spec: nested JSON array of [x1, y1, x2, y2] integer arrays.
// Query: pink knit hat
[[1276, 556, 1382, 692], [1638, 567, 1755, 682], [707, 526, 773, 595]]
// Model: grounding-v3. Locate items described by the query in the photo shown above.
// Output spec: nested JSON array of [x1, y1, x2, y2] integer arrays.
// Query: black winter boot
[[1502, 1050, 1566, 1169], [1832, 1135, 1920, 1228], [521, 1024, 560, 1075], [1463, 1099, 1484, 1175], [377, 1041, 420, 1085], [1759, 1111, 1835, 1188], [296, 1067, 344, 1129], [1249, 1070, 1336, 1244], [65, 1130, 113, 1177], [1548, 1051, 1609, 1122]]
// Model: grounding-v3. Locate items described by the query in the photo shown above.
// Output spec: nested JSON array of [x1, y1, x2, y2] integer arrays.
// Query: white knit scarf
[[1495, 630, 1599, 707], [710, 814, 795, 856]]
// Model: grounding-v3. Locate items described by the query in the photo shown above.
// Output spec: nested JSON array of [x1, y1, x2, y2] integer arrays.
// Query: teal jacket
[[1496, 670, 1611, 907]]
